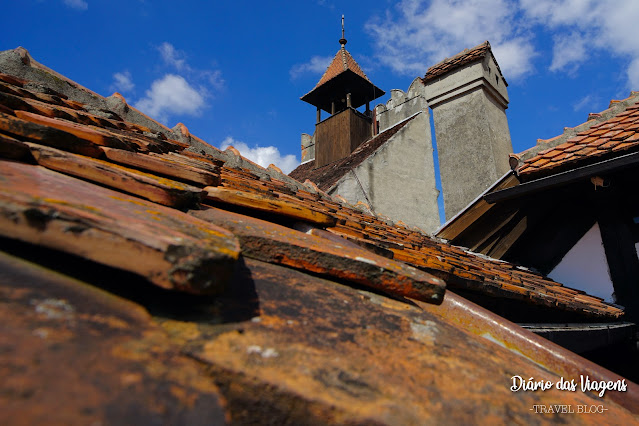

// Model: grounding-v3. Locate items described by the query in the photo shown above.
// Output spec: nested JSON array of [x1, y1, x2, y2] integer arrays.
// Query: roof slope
[[1, 52, 637, 422], [289, 114, 415, 191], [423, 41, 507, 85], [0, 70, 623, 317], [300, 44, 385, 112], [315, 46, 371, 89], [517, 93, 639, 178]]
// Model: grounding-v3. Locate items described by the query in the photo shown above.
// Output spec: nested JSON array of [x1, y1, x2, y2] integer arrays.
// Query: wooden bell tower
[[301, 17, 385, 167]]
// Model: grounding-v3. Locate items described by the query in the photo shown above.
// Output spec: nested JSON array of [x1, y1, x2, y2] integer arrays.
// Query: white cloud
[[220, 137, 299, 174], [134, 74, 206, 123], [317, 0, 335, 9], [158, 42, 187, 71], [202, 69, 225, 91], [491, 38, 537, 81], [520, 0, 639, 87], [572, 94, 594, 112], [156, 42, 225, 90], [366, 0, 536, 79], [63, 0, 88, 10], [129, 43, 225, 123], [367, 0, 639, 87], [290, 56, 333, 79], [629, 58, 639, 89], [110, 71, 135, 93], [549, 32, 587, 72]]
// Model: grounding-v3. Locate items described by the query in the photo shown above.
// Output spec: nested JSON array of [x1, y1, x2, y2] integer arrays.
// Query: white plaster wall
[[431, 87, 512, 219], [329, 112, 440, 233], [548, 223, 616, 303]]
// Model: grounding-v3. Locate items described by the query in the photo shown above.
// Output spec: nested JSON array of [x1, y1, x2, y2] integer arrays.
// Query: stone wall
[[301, 133, 315, 163], [329, 111, 440, 233], [425, 54, 512, 220], [375, 78, 426, 132]]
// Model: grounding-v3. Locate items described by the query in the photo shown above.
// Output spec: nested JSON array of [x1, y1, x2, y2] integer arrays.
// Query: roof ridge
[[312, 46, 371, 90], [423, 41, 497, 83], [0, 48, 311, 192], [340, 47, 348, 71], [289, 114, 419, 192], [515, 91, 639, 167], [0, 48, 625, 320], [436, 41, 488, 67]]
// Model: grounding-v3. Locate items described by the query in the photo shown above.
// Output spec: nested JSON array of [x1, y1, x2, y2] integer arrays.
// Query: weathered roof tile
[[518, 96, 639, 178], [191, 206, 445, 304], [0, 55, 627, 400], [423, 41, 507, 85], [0, 161, 239, 294]]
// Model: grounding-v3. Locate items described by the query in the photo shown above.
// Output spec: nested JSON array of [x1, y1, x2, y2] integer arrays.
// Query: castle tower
[[423, 41, 513, 220], [300, 17, 385, 168]]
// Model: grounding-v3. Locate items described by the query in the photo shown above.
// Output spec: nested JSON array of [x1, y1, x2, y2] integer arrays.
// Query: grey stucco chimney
[[424, 41, 513, 220]]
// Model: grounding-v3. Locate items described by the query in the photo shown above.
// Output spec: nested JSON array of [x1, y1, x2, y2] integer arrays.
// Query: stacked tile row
[[0, 72, 622, 318]]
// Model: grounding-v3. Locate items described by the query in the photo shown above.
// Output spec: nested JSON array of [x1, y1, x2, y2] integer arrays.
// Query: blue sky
[[4, 0, 639, 175]]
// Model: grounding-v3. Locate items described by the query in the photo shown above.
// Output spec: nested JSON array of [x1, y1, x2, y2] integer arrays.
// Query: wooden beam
[[502, 191, 597, 274], [596, 192, 639, 321], [486, 215, 527, 259], [485, 151, 639, 204], [469, 211, 518, 252], [438, 173, 519, 241]]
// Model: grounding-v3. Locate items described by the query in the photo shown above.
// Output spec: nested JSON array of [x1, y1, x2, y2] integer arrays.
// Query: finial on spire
[[339, 15, 347, 47]]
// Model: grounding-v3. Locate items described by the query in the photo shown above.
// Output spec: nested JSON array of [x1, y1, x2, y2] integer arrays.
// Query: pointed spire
[[339, 15, 347, 47], [300, 16, 384, 114]]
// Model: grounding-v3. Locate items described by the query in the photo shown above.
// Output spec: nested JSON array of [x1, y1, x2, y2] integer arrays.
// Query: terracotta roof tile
[[518, 94, 639, 178], [0, 64, 628, 345], [0, 71, 618, 317], [313, 46, 372, 90], [423, 41, 507, 85], [4, 50, 639, 422]]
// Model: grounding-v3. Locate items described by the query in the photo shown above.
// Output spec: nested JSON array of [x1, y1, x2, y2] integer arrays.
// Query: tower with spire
[[300, 16, 385, 168]]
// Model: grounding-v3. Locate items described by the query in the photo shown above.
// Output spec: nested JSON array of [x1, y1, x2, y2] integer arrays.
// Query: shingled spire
[[301, 17, 385, 167]]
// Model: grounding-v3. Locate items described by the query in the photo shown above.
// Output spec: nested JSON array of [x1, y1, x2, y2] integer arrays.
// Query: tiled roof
[[289, 115, 415, 191], [518, 94, 639, 178], [423, 41, 506, 85], [313, 46, 371, 90], [1, 54, 638, 422], [0, 71, 623, 317]]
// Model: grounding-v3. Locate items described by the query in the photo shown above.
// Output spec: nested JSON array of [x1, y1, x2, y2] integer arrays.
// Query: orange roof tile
[[423, 41, 506, 85], [0, 68, 623, 317], [300, 44, 385, 111], [1, 50, 638, 423], [313, 46, 372, 90], [518, 97, 639, 178]]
